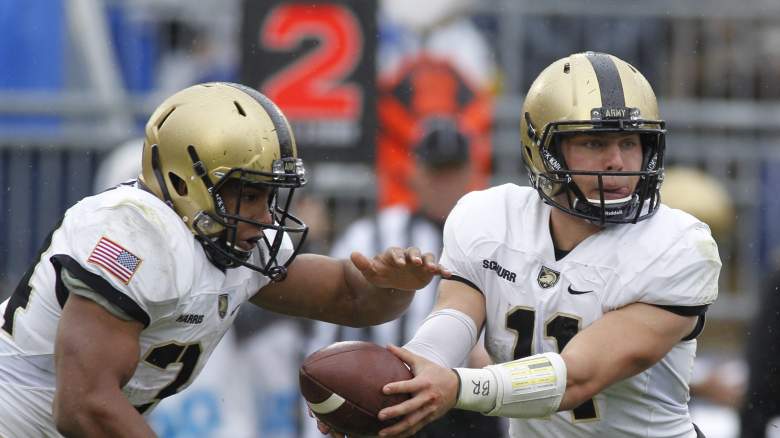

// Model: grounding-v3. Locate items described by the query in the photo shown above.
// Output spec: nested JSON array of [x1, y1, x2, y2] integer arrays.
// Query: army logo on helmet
[[218, 294, 229, 319], [537, 266, 560, 289]]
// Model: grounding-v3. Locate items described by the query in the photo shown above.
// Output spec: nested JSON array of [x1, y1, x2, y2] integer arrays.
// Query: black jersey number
[[506, 307, 598, 422], [134, 342, 203, 414]]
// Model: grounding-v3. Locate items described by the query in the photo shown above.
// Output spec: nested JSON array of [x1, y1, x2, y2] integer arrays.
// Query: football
[[299, 341, 413, 436]]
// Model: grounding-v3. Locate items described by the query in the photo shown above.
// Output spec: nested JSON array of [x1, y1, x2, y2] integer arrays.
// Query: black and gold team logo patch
[[218, 294, 229, 319], [537, 266, 560, 289]]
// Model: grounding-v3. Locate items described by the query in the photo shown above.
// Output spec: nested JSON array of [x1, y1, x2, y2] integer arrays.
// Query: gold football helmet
[[661, 167, 734, 238], [520, 52, 665, 224], [140, 82, 307, 280]]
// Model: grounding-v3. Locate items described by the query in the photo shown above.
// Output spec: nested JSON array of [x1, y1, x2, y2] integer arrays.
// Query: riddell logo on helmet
[[647, 155, 658, 170], [541, 148, 562, 171]]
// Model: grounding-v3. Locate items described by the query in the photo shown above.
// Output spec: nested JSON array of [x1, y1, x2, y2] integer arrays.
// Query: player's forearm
[[558, 303, 698, 410], [558, 326, 651, 409], [558, 346, 654, 411], [341, 258, 414, 326], [55, 391, 156, 438]]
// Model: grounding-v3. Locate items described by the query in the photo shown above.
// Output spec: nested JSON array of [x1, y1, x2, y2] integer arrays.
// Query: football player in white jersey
[[365, 52, 721, 438], [0, 83, 450, 437]]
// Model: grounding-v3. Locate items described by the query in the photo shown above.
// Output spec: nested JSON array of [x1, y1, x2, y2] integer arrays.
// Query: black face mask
[[529, 117, 666, 226], [193, 174, 308, 282]]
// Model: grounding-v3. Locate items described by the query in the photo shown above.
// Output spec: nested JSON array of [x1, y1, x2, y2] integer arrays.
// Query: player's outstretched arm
[[557, 302, 699, 410], [54, 294, 154, 438], [251, 247, 451, 327]]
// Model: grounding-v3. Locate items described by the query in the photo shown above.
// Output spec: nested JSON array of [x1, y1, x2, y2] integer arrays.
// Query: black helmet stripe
[[585, 53, 626, 108], [224, 83, 294, 158]]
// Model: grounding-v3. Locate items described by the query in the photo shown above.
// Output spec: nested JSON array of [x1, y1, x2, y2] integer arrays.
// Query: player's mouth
[[236, 235, 262, 251], [601, 187, 631, 200]]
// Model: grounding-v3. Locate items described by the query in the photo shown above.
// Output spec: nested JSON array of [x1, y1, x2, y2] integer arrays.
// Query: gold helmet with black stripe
[[520, 52, 665, 224], [140, 82, 307, 280]]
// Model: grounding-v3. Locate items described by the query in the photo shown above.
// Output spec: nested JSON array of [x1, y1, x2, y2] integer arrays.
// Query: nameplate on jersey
[[537, 266, 560, 289], [176, 313, 205, 324], [482, 260, 516, 283]]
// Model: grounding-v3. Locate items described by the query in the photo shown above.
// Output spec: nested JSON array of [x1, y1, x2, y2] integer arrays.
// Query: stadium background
[[2, 0, 780, 437]]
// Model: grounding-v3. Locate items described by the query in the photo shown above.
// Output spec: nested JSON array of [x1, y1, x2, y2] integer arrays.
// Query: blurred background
[[2, 0, 780, 437]]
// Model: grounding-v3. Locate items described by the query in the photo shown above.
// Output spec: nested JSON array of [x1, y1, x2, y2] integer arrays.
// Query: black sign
[[241, 0, 377, 164]]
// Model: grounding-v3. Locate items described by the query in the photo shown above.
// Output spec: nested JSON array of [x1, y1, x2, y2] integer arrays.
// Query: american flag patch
[[87, 237, 142, 284]]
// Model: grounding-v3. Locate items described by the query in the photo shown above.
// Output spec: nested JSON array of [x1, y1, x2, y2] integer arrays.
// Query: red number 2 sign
[[261, 4, 363, 119]]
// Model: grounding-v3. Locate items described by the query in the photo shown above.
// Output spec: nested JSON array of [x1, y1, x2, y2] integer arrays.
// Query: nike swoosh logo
[[567, 285, 594, 295]]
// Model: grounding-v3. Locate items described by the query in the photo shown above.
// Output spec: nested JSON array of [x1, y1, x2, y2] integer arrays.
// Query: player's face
[[219, 181, 273, 250], [560, 132, 643, 201]]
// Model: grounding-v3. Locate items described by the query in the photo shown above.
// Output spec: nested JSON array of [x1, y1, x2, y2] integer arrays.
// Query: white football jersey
[[440, 184, 720, 438], [0, 183, 283, 434]]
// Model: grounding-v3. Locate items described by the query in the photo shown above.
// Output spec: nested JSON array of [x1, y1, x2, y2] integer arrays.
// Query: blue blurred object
[[255, 389, 299, 437], [0, 0, 64, 90], [148, 389, 222, 438], [760, 159, 780, 271], [0, 0, 64, 129], [106, 3, 157, 93]]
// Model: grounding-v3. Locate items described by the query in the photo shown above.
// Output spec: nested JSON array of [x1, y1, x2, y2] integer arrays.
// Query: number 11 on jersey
[[505, 307, 599, 422]]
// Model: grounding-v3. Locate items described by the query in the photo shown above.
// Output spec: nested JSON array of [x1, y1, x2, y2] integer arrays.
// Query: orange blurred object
[[377, 55, 492, 209]]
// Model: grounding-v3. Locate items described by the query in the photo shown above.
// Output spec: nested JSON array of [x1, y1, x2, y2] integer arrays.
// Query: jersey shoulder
[[446, 184, 538, 253], [61, 186, 197, 304], [603, 205, 721, 308], [618, 204, 716, 269]]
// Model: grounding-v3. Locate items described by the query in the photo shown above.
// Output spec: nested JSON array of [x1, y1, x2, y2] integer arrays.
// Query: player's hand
[[376, 344, 459, 437], [351, 247, 451, 291], [308, 407, 345, 438]]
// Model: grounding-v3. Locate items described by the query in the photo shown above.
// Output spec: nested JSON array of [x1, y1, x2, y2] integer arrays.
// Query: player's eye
[[581, 139, 603, 149], [620, 139, 640, 150], [242, 193, 260, 203]]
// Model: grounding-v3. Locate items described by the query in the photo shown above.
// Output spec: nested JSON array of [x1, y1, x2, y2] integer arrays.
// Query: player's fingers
[[385, 246, 406, 267], [420, 252, 437, 268], [350, 251, 374, 274], [421, 256, 452, 278], [378, 401, 435, 437], [384, 344, 419, 369], [404, 247, 423, 265], [316, 418, 330, 434], [352, 252, 385, 281], [378, 391, 430, 422], [391, 404, 439, 438]]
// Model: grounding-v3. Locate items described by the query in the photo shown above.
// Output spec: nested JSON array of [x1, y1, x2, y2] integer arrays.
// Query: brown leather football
[[299, 341, 413, 436]]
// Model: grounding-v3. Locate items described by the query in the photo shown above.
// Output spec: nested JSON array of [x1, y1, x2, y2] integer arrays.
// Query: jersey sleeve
[[439, 193, 485, 293], [49, 199, 193, 327], [611, 223, 721, 311]]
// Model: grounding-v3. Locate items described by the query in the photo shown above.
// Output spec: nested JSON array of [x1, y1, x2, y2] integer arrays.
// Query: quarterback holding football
[[0, 83, 449, 437], [374, 52, 720, 438]]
